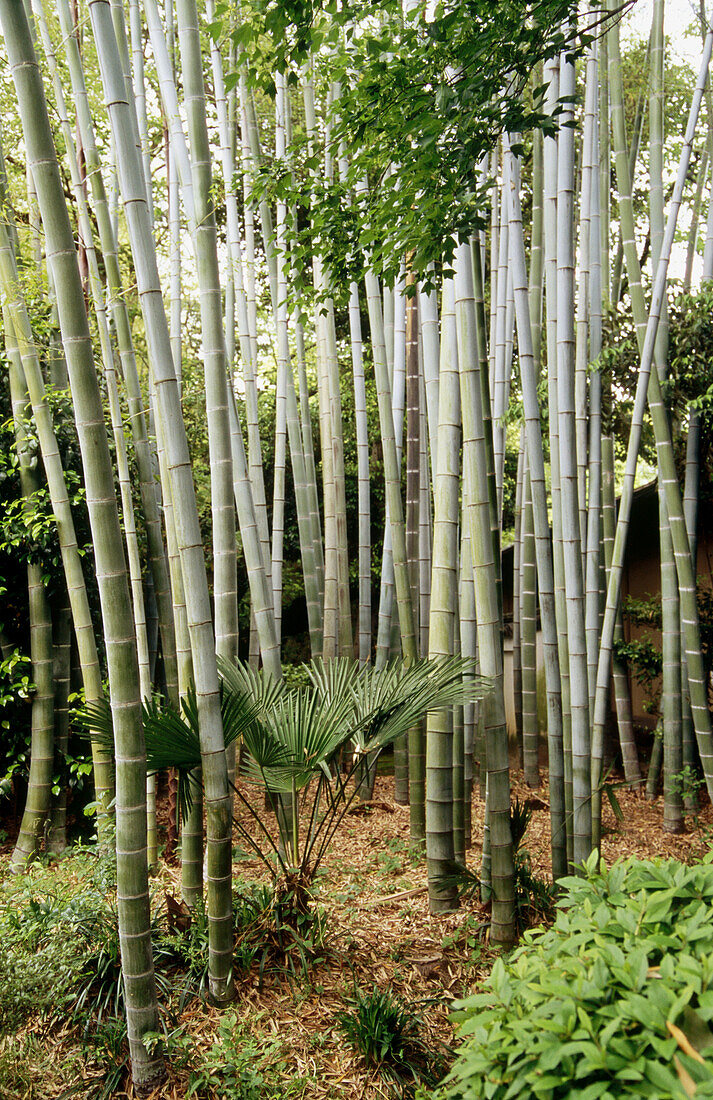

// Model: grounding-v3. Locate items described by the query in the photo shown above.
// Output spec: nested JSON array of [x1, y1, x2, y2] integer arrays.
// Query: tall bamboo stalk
[[0, 4, 162, 1083], [455, 241, 515, 946], [426, 277, 460, 911], [88, 0, 237, 1004]]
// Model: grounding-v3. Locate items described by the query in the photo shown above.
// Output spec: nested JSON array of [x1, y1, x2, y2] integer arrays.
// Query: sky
[[623, 0, 710, 284], [626, 0, 703, 65]]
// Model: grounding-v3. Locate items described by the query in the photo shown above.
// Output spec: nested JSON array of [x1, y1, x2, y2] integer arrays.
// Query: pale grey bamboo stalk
[[232, 75, 274, 590], [144, 0, 280, 680], [575, 47, 597, 555], [204, 0, 286, 640], [543, 54, 573, 866], [492, 153, 510, 515], [599, 28, 610, 305], [303, 75, 352, 657], [238, 71, 260, 367], [684, 150, 709, 292], [529, 123, 544, 369], [681, 408, 700, 790], [141, 0, 194, 223], [128, 0, 153, 221], [375, 268, 407, 666], [175, 0, 238, 664], [271, 71, 290, 644], [505, 134, 566, 879], [611, 55, 648, 308], [455, 241, 515, 946], [405, 279, 425, 837], [350, 276, 371, 663], [164, 0, 181, 389], [592, 20, 713, 827], [418, 369, 431, 658], [585, 39, 603, 719], [362, 260, 418, 665], [650, 0, 683, 835], [419, 267, 440, 479], [520, 473, 539, 788], [52, 0, 179, 706], [601, 435, 641, 784], [557, 33, 592, 864], [293, 311, 325, 622], [88, 0, 239, 1005]]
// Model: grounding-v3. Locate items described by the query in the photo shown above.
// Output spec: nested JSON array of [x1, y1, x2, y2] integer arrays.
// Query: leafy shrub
[[338, 987, 450, 1094], [442, 852, 713, 1099], [0, 886, 85, 1033]]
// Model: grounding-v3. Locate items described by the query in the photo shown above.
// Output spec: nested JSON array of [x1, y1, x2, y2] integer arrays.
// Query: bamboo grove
[[1, 0, 713, 1089]]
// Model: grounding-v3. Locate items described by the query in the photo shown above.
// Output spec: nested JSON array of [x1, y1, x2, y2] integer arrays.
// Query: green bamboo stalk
[[0, 4, 162, 1085], [52, 0, 179, 707], [34, 0, 158, 858], [601, 435, 641, 785], [459, 513, 477, 845], [0, 219, 113, 834], [512, 442, 524, 765], [426, 276, 460, 912], [520, 473, 539, 788], [48, 593, 71, 855], [7, 347, 54, 868]]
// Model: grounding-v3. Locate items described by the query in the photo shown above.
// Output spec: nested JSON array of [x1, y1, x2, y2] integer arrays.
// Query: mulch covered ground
[[1, 770, 712, 1099]]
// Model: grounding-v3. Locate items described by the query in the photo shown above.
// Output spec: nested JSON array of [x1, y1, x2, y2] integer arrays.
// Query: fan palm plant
[[83, 658, 490, 919]]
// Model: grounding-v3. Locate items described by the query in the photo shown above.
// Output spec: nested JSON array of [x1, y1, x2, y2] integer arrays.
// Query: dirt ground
[[2, 769, 711, 1100]]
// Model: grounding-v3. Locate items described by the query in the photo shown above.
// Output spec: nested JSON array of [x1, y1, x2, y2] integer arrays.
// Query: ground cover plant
[[443, 852, 713, 1099]]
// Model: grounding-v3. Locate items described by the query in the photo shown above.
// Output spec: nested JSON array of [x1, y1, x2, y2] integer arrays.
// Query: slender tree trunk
[[455, 242, 515, 947], [0, 5, 162, 1085]]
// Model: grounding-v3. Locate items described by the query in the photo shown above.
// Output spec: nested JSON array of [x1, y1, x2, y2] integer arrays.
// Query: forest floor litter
[[0, 769, 710, 1100]]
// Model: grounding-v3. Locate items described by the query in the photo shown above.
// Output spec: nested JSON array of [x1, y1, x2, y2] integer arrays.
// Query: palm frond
[[217, 656, 285, 714], [76, 698, 114, 754], [306, 656, 363, 710], [238, 718, 295, 791], [350, 656, 491, 753], [262, 688, 356, 790], [180, 680, 262, 753], [141, 694, 201, 772]]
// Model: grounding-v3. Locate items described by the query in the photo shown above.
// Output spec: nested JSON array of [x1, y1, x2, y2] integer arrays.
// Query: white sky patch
[[622, 0, 711, 285]]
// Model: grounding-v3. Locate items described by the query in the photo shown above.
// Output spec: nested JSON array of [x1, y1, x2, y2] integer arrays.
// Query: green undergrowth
[[439, 852, 713, 1099], [0, 846, 333, 1097]]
